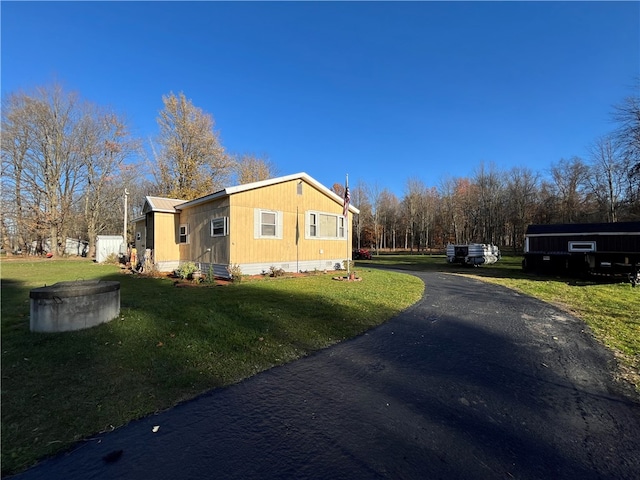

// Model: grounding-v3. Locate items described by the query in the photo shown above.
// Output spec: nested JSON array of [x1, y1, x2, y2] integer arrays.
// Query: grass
[[0, 259, 424, 475], [363, 253, 640, 394]]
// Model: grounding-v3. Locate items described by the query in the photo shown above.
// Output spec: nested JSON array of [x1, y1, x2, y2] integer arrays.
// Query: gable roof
[[176, 172, 360, 214]]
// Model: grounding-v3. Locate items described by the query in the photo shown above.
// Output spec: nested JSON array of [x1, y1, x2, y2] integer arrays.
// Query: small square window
[[179, 224, 189, 243]]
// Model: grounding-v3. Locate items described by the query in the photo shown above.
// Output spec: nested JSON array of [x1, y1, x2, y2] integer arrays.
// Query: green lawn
[[0, 259, 424, 475], [2, 255, 638, 475]]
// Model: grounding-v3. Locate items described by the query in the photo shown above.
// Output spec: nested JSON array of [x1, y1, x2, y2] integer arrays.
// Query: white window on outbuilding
[[568, 241, 596, 252]]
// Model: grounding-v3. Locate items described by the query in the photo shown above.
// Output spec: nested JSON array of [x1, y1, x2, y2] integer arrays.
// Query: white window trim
[[568, 241, 596, 253], [309, 212, 317, 237], [179, 224, 189, 244], [210, 217, 229, 237], [254, 209, 283, 239], [305, 210, 347, 240]]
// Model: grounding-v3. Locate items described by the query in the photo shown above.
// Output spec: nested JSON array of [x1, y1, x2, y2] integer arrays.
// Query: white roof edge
[[177, 172, 360, 214], [145, 195, 186, 213]]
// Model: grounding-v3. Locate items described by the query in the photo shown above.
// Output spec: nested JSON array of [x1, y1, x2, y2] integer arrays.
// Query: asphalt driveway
[[11, 271, 640, 479]]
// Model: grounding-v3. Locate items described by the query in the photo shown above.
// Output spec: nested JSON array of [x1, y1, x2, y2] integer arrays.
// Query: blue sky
[[2, 1, 638, 197]]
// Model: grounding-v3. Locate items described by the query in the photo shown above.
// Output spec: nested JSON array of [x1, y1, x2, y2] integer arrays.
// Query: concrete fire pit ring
[[29, 280, 120, 332]]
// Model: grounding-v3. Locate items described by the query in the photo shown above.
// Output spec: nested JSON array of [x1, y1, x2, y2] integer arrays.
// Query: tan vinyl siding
[[152, 212, 181, 262], [177, 198, 231, 267], [229, 178, 350, 265]]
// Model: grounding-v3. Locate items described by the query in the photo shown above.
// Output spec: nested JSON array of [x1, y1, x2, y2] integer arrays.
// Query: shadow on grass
[[1, 261, 420, 476], [7, 265, 640, 479]]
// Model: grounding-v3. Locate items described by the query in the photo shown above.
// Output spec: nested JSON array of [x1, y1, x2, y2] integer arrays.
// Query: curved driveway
[[12, 271, 640, 479]]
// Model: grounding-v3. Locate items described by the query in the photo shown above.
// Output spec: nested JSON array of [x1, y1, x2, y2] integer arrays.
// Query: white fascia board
[[176, 172, 360, 214]]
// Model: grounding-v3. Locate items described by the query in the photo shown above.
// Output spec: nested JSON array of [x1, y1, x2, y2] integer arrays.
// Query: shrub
[[103, 253, 120, 265], [176, 261, 198, 279], [205, 264, 216, 285], [227, 264, 243, 282], [269, 265, 286, 277]]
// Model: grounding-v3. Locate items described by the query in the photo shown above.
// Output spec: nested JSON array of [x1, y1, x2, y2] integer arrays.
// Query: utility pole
[[122, 189, 129, 257]]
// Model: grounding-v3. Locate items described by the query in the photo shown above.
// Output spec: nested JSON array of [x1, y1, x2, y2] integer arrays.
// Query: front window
[[307, 211, 346, 239]]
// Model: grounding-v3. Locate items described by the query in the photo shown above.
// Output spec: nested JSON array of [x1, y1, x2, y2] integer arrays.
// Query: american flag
[[342, 183, 350, 217]]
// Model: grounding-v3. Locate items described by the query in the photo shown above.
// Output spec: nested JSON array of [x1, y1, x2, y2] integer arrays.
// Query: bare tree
[[505, 166, 540, 252], [1, 91, 31, 251], [350, 181, 370, 249], [80, 107, 140, 256], [153, 92, 232, 199], [611, 90, 640, 214], [377, 189, 399, 250], [380, 190, 400, 250], [438, 176, 466, 244], [2, 83, 140, 256], [612, 88, 640, 176], [367, 182, 383, 253], [472, 162, 506, 245], [2, 84, 87, 254], [549, 157, 590, 223], [586, 136, 626, 222]]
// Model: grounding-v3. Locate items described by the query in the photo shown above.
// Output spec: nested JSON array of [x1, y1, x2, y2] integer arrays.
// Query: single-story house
[[132, 172, 359, 278]]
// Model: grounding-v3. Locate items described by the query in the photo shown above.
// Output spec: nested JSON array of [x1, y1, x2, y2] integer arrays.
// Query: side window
[[254, 209, 282, 239], [309, 213, 317, 237], [211, 217, 229, 237], [179, 224, 189, 244], [261, 211, 277, 237]]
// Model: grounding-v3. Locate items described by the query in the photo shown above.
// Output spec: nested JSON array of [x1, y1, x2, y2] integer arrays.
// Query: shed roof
[[525, 222, 640, 236], [143, 196, 186, 214]]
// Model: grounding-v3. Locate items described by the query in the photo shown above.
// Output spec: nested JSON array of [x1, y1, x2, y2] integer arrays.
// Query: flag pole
[[345, 174, 350, 277]]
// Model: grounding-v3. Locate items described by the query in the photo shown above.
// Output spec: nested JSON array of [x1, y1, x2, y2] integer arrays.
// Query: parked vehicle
[[352, 249, 372, 260], [446, 243, 500, 266]]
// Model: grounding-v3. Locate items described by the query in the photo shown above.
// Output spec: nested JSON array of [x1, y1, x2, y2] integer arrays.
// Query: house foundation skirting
[[237, 259, 346, 277], [156, 259, 347, 279]]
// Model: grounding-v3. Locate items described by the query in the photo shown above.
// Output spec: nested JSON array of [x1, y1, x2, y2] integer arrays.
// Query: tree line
[[1, 84, 277, 257], [2, 81, 638, 257], [339, 92, 639, 253]]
